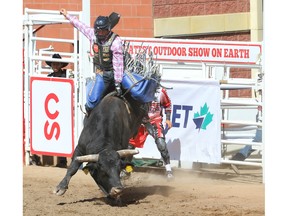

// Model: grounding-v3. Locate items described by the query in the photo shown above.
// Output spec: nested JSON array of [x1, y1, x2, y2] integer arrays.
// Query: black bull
[[53, 93, 149, 199]]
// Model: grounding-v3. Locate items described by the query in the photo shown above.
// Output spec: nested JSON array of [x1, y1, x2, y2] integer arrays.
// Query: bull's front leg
[[53, 148, 83, 196]]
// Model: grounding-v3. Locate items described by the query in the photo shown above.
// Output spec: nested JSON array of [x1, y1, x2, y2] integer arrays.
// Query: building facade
[[23, 0, 263, 97]]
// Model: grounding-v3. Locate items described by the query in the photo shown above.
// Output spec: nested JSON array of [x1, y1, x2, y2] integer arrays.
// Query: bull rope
[[122, 41, 172, 98]]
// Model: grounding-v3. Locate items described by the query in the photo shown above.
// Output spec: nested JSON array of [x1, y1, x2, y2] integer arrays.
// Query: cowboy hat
[[45, 53, 69, 68]]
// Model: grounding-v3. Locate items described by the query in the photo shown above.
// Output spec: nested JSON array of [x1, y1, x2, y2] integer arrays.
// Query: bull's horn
[[117, 149, 139, 157], [75, 154, 99, 162], [75, 149, 139, 162]]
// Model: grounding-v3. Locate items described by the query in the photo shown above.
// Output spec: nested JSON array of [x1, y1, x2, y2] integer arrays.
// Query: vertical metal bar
[[23, 9, 30, 166]]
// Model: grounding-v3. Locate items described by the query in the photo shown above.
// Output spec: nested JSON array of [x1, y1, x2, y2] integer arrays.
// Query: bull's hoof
[[53, 186, 67, 196]]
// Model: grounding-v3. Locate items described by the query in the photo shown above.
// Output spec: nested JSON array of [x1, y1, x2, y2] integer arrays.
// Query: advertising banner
[[136, 79, 222, 164], [123, 37, 262, 64], [30, 77, 74, 157]]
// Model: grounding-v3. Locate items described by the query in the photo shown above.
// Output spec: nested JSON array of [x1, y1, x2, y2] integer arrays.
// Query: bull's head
[[75, 149, 138, 200]]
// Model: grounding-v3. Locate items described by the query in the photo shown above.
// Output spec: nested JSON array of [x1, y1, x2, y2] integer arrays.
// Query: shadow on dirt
[[57, 185, 174, 207], [121, 185, 174, 204]]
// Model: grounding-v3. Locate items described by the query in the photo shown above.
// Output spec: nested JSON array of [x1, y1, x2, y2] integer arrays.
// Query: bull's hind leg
[[53, 148, 83, 196]]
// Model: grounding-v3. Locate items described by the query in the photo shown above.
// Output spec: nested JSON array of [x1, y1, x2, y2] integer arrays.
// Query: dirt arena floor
[[23, 164, 264, 216]]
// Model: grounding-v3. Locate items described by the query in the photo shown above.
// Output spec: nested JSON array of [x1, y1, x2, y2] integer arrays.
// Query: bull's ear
[[120, 160, 134, 169], [120, 161, 134, 174], [83, 163, 96, 170], [82, 163, 98, 175]]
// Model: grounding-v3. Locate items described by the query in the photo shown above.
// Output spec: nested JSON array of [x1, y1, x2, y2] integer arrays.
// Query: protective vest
[[92, 33, 117, 71]]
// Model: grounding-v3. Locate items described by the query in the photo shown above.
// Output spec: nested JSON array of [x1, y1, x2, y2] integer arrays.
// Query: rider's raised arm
[[60, 8, 95, 43]]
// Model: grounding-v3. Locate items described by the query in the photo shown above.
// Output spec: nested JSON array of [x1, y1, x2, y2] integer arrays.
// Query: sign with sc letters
[[30, 77, 74, 157]]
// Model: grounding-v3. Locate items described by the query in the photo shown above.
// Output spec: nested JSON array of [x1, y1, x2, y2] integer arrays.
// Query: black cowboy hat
[[45, 53, 69, 68]]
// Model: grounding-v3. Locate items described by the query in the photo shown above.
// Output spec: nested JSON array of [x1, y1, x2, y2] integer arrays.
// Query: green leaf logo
[[193, 103, 213, 131]]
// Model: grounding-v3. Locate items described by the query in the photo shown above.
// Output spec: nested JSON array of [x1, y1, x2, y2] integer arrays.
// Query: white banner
[[136, 79, 222, 164], [123, 37, 262, 64], [30, 77, 74, 157]]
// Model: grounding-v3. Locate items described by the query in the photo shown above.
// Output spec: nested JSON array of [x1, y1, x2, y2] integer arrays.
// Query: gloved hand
[[115, 82, 122, 96]]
